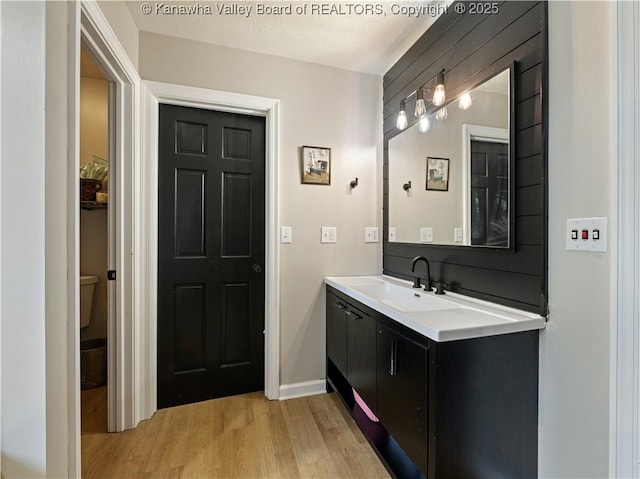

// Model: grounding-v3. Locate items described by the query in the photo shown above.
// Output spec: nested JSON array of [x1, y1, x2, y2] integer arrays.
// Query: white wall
[[1, 2, 47, 477], [541, 2, 612, 477], [138, 32, 383, 386], [97, 1, 139, 69], [45, 2, 76, 477]]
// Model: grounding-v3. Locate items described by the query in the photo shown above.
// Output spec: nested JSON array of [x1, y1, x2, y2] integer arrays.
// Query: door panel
[[377, 323, 428, 474], [158, 104, 266, 408], [175, 169, 206, 257], [471, 140, 509, 247]]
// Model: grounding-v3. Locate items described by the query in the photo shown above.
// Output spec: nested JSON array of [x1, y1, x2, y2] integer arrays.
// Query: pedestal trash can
[[80, 338, 107, 390]]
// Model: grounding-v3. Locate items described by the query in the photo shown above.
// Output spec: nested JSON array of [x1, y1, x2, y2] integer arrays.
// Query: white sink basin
[[324, 276, 546, 342], [348, 281, 460, 313]]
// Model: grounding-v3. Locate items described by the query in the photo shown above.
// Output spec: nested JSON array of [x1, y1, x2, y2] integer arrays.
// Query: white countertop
[[325, 275, 546, 342]]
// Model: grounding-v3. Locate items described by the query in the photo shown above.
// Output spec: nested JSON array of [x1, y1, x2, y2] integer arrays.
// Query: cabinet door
[[326, 292, 348, 377], [377, 323, 428, 475], [346, 307, 377, 413]]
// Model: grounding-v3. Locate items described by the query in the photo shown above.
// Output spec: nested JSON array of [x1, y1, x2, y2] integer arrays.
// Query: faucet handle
[[434, 282, 448, 295], [412, 276, 422, 288]]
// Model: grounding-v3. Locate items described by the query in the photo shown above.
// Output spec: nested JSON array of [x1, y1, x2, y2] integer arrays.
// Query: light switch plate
[[420, 227, 433, 243], [566, 217, 607, 252], [388, 227, 397, 242], [454, 227, 463, 243], [321, 226, 337, 244], [365, 227, 379, 243], [281, 226, 292, 244]]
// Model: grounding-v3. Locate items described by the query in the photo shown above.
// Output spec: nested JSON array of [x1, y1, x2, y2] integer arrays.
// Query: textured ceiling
[[126, 1, 450, 75]]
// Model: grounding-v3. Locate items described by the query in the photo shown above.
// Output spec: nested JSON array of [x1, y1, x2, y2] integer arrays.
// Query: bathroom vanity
[[325, 276, 544, 479]]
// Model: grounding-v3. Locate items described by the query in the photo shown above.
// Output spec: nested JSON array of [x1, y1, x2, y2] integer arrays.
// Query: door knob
[[252, 264, 263, 273]]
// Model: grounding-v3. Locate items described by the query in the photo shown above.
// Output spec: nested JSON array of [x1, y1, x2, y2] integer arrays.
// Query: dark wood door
[[157, 104, 265, 408], [346, 306, 377, 413], [377, 323, 428, 475], [470, 140, 509, 247]]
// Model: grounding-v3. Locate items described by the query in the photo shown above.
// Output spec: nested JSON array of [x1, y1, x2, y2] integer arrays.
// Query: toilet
[[80, 275, 98, 328]]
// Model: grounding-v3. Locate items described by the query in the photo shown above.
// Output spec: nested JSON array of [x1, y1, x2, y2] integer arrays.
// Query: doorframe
[[68, 2, 141, 472], [611, 0, 640, 476], [143, 80, 281, 405], [461, 124, 509, 246]]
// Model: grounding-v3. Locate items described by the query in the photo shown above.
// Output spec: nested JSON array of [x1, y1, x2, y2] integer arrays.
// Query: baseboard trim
[[279, 379, 327, 401]]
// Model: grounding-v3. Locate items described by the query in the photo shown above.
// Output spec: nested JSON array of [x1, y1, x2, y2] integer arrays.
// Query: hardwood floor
[[81, 388, 390, 478]]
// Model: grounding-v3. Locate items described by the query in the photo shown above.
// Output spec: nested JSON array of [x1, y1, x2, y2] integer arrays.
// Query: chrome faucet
[[410, 256, 433, 291]]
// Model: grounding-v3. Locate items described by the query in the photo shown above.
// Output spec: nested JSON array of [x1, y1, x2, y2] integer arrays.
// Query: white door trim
[[611, 0, 640, 476], [461, 124, 509, 246], [143, 80, 281, 406], [68, 4, 141, 473]]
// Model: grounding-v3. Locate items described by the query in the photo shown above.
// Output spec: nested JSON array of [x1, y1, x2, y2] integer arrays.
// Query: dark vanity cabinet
[[376, 323, 428, 474], [346, 304, 377, 412], [326, 285, 538, 479], [326, 293, 348, 377], [327, 292, 378, 411]]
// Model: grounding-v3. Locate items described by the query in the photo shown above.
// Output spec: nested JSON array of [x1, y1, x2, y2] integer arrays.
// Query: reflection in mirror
[[388, 68, 511, 247]]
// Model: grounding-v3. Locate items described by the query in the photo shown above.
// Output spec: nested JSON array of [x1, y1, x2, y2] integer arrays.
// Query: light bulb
[[436, 107, 448, 121], [414, 98, 427, 118], [396, 110, 408, 130], [418, 116, 431, 133], [432, 84, 446, 106], [459, 92, 472, 110], [415, 89, 426, 118]]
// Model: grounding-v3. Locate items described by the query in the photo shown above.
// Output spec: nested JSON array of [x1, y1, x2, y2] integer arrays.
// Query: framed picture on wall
[[426, 157, 449, 191], [301, 146, 331, 185]]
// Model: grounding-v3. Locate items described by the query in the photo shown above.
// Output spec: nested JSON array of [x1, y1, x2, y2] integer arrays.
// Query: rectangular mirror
[[388, 67, 513, 248]]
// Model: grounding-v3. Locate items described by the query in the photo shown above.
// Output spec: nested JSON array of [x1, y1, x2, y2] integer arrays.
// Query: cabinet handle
[[345, 310, 362, 320], [336, 302, 347, 310], [390, 339, 397, 376]]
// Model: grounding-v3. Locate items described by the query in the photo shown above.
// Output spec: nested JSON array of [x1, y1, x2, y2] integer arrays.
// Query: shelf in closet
[[80, 201, 108, 210]]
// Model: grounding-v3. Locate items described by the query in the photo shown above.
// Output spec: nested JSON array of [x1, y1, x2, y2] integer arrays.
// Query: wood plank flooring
[[81, 387, 390, 478]]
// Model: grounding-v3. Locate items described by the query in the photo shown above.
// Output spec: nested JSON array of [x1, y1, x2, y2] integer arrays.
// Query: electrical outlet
[[454, 227, 463, 243], [321, 226, 337, 244], [420, 227, 433, 243], [388, 227, 397, 242], [365, 227, 379, 243], [281, 226, 292, 244]]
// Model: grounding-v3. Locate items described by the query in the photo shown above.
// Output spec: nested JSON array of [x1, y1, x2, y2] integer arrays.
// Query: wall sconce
[[396, 99, 408, 130], [459, 92, 472, 110], [414, 89, 427, 118], [396, 69, 445, 134], [350, 177, 359, 188], [432, 70, 446, 107], [403, 180, 412, 191]]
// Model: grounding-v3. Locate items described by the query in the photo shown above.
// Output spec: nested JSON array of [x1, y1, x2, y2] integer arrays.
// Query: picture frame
[[301, 146, 331, 185], [426, 157, 450, 191]]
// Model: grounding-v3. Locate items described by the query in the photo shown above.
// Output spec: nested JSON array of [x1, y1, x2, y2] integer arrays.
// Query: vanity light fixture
[[403, 180, 412, 191], [414, 89, 427, 118], [459, 92, 472, 110], [432, 70, 446, 107], [435, 106, 448, 121], [418, 115, 431, 133], [396, 99, 408, 130], [350, 177, 359, 188]]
